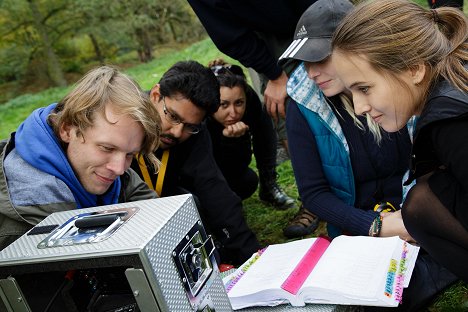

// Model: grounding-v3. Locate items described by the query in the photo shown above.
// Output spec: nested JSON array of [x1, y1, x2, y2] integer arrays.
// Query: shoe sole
[[282, 221, 320, 238], [260, 199, 297, 210]]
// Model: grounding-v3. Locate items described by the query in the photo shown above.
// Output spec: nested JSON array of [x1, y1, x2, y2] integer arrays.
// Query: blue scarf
[[14, 103, 121, 208]]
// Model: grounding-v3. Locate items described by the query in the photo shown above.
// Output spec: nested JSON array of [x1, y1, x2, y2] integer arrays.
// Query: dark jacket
[[406, 78, 468, 229], [408, 78, 468, 182], [187, 0, 317, 80], [206, 118, 252, 179], [131, 125, 261, 265], [206, 86, 276, 178]]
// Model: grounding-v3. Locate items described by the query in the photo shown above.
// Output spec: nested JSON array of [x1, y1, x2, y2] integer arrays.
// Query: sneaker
[[283, 206, 320, 238]]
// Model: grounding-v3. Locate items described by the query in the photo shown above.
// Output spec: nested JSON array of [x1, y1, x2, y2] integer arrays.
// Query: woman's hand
[[380, 210, 416, 243], [223, 121, 249, 137]]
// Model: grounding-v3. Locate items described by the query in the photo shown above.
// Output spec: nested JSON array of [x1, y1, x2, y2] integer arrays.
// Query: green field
[[1, 2, 467, 309]]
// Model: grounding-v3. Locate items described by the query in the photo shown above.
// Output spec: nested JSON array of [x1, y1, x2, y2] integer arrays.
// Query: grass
[[1, 11, 467, 311], [247, 159, 468, 311], [0, 39, 238, 139]]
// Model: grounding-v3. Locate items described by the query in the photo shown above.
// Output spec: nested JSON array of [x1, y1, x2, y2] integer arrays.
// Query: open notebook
[[223, 235, 419, 310]]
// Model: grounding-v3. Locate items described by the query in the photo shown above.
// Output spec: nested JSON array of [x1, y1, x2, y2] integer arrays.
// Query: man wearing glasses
[[131, 61, 261, 266]]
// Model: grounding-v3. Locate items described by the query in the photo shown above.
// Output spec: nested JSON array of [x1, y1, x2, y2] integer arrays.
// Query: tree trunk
[[88, 33, 105, 65], [135, 28, 153, 63], [27, 0, 67, 87], [168, 20, 177, 41]]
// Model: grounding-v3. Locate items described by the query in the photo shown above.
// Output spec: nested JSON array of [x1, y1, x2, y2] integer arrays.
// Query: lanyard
[[155, 150, 170, 196], [137, 150, 170, 196]]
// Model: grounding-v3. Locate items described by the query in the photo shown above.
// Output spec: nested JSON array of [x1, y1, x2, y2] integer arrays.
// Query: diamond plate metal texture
[[140, 195, 232, 311], [0, 194, 232, 311]]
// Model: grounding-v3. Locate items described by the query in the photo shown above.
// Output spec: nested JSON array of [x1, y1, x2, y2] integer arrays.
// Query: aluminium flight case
[[0, 194, 232, 312]]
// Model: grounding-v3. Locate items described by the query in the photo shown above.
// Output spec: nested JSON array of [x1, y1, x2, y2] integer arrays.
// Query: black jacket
[[131, 125, 260, 265], [206, 86, 276, 178], [407, 78, 468, 230], [408, 79, 468, 182], [187, 0, 317, 80]]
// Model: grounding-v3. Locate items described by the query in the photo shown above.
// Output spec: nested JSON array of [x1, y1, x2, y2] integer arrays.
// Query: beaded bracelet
[[369, 214, 383, 237]]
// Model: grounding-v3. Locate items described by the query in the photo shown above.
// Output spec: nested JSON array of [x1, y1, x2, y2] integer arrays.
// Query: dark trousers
[[225, 168, 259, 200]]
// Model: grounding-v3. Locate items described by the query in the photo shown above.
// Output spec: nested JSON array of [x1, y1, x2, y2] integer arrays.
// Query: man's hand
[[222, 121, 249, 138], [264, 71, 289, 122]]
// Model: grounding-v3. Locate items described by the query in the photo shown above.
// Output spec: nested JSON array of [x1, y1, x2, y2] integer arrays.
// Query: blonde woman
[[332, 0, 468, 281], [283, 1, 458, 309]]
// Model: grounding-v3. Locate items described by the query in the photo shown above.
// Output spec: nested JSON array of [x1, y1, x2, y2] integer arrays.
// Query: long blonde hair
[[340, 93, 383, 143], [332, 0, 467, 136], [50, 66, 161, 167]]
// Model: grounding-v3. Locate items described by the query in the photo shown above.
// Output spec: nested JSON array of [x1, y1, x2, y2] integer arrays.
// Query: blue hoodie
[[11, 103, 120, 209]]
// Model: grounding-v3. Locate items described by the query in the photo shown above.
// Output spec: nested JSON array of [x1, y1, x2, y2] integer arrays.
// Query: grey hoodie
[[0, 134, 157, 250]]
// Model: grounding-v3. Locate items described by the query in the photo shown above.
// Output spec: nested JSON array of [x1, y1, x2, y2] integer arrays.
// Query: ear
[[59, 123, 73, 143], [149, 84, 162, 105], [410, 63, 426, 85]]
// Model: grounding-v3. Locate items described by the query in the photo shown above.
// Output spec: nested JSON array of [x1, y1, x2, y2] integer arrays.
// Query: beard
[[160, 133, 179, 148]]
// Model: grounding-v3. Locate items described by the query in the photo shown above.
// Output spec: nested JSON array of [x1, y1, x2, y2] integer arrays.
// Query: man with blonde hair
[[0, 66, 161, 250]]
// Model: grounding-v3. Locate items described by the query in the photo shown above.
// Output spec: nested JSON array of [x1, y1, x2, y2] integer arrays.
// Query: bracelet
[[369, 214, 383, 237]]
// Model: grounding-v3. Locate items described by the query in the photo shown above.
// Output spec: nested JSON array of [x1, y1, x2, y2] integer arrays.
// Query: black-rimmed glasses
[[161, 97, 201, 134]]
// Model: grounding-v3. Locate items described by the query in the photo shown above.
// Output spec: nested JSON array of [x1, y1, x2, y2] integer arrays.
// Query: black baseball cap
[[279, 0, 353, 64]]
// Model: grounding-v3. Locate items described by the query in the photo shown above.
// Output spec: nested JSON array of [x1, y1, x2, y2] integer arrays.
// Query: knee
[[242, 169, 259, 199], [402, 181, 431, 226], [229, 169, 258, 200], [246, 168, 259, 188]]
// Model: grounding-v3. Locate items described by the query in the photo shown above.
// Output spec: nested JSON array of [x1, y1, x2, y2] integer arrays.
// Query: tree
[[0, 0, 72, 87], [0, 0, 206, 96], [27, 0, 66, 86]]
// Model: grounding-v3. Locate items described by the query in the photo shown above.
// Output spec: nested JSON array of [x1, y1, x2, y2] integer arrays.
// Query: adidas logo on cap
[[296, 25, 307, 37]]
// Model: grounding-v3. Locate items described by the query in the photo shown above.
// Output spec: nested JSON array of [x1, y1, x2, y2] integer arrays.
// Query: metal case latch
[[173, 221, 217, 310]]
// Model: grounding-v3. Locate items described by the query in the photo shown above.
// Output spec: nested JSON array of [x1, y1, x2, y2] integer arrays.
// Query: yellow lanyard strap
[[137, 149, 170, 196], [155, 150, 170, 196]]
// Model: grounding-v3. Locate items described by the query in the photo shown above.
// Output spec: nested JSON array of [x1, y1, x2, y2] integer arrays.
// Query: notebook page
[[403, 242, 420, 287], [302, 236, 401, 299], [228, 238, 317, 297]]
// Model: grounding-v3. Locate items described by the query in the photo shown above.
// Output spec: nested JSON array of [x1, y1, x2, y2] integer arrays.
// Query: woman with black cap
[[280, 1, 457, 309], [280, 0, 411, 241]]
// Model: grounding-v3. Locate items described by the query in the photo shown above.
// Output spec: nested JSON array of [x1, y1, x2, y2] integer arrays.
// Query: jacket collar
[[416, 79, 468, 133], [287, 63, 349, 153]]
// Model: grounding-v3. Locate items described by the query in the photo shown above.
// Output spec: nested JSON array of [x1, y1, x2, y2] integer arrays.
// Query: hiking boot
[[259, 182, 296, 209], [283, 206, 320, 238], [259, 168, 296, 209]]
